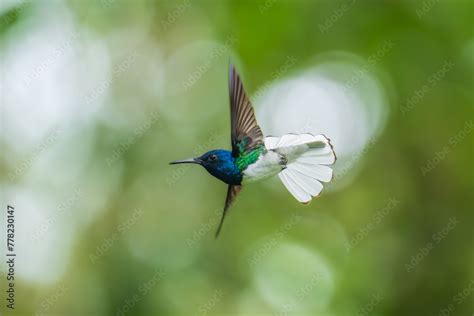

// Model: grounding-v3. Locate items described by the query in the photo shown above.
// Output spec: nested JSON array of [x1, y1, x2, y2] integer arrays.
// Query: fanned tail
[[265, 134, 336, 204]]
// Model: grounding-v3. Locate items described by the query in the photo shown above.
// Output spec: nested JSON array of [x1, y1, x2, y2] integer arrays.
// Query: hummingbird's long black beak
[[169, 158, 200, 165]]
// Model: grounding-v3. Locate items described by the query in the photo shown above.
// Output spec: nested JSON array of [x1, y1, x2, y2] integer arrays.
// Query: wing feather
[[229, 64, 263, 157], [215, 185, 241, 238]]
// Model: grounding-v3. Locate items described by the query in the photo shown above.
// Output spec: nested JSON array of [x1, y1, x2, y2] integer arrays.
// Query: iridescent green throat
[[235, 145, 265, 171]]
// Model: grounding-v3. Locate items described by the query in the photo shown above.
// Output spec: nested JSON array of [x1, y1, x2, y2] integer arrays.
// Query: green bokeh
[[1, 0, 473, 315]]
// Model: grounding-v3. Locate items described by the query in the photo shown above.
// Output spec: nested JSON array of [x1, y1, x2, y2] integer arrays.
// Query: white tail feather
[[287, 168, 323, 197], [266, 133, 336, 203], [278, 171, 311, 203], [289, 163, 333, 183]]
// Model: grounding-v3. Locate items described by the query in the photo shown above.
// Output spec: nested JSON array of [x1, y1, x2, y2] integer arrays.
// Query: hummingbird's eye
[[209, 154, 217, 162]]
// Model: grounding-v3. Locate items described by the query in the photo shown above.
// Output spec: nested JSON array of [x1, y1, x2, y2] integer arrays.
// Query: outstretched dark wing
[[229, 64, 264, 157], [216, 65, 260, 237], [215, 185, 241, 238]]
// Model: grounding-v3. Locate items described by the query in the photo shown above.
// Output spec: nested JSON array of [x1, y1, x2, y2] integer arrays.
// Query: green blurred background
[[0, 0, 473, 315]]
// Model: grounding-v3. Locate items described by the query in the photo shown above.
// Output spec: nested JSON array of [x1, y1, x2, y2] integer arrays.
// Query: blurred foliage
[[1, 0, 473, 316]]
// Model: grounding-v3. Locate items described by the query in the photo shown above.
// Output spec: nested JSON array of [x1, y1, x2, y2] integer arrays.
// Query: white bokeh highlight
[[256, 54, 390, 189]]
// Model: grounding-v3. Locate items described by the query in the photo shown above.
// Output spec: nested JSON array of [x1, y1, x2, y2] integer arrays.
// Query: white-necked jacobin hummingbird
[[170, 64, 336, 237]]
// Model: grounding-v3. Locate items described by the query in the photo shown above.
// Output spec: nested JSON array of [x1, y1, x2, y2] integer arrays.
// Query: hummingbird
[[170, 65, 336, 237]]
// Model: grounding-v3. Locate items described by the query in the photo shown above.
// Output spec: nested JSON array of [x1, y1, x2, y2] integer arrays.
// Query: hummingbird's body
[[240, 148, 284, 183], [194, 146, 283, 185], [171, 65, 336, 237]]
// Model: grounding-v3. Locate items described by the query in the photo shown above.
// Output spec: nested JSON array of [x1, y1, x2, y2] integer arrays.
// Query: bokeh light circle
[[253, 242, 335, 314]]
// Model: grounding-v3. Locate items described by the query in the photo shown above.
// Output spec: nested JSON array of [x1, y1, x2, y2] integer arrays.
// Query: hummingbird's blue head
[[170, 149, 242, 185]]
